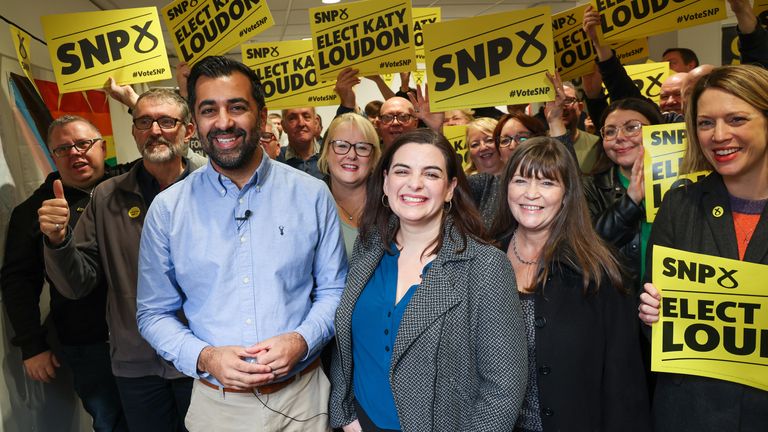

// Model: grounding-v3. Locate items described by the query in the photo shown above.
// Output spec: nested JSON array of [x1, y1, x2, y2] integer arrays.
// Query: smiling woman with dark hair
[[329, 129, 527, 432]]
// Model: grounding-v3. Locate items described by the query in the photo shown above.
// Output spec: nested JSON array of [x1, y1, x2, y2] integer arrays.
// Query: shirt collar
[[284, 139, 321, 161], [203, 152, 272, 197]]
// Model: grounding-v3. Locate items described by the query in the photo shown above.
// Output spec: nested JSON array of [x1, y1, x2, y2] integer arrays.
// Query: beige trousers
[[185, 368, 331, 432]]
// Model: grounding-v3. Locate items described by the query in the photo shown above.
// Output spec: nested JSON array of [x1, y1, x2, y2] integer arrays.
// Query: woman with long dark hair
[[329, 129, 527, 432], [491, 137, 650, 432]]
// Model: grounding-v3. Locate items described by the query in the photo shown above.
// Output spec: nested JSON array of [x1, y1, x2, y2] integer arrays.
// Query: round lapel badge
[[128, 206, 141, 218], [712, 206, 724, 218]]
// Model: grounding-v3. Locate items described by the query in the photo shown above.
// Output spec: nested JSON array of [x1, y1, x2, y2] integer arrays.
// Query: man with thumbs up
[[1, 115, 127, 431], [41, 88, 206, 432]]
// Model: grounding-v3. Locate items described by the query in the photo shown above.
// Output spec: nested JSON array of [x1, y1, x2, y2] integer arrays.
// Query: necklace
[[336, 201, 359, 222], [512, 230, 537, 265]]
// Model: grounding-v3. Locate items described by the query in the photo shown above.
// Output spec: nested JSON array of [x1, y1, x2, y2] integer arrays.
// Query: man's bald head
[[681, 64, 715, 108], [660, 72, 688, 115]]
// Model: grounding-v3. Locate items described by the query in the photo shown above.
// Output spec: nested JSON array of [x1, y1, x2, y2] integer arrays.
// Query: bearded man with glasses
[[40, 88, 207, 432]]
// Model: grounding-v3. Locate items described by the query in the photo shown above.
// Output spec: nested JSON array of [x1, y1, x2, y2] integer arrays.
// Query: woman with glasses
[[318, 113, 382, 255], [584, 98, 665, 293], [638, 65, 768, 432], [490, 137, 650, 432], [329, 129, 527, 432], [465, 117, 503, 176], [469, 72, 572, 228]]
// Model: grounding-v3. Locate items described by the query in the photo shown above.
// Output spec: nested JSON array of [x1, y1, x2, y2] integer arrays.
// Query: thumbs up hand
[[38, 179, 70, 246]]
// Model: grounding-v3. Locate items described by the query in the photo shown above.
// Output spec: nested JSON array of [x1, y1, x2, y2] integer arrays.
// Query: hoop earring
[[382, 194, 390, 208], [444, 200, 453, 213]]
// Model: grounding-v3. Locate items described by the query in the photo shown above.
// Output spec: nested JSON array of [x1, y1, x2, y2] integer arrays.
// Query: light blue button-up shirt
[[136, 155, 347, 382]]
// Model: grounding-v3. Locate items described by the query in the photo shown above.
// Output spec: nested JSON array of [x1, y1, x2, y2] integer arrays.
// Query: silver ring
[[55, 223, 61, 231]]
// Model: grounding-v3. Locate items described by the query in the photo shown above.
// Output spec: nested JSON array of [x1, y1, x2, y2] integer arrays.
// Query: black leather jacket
[[583, 166, 644, 292]]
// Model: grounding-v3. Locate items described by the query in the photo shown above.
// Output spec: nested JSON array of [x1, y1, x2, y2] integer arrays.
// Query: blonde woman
[[318, 113, 381, 255]]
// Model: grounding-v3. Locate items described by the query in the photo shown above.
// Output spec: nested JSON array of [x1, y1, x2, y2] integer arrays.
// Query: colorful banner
[[623, 61, 669, 105], [424, 7, 555, 112], [642, 123, 708, 222], [412, 8, 440, 65], [242, 40, 338, 109], [9, 25, 38, 94], [41, 8, 172, 93], [652, 246, 768, 392], [443, 125, 469, 170], [162, 0, 274, 65], [552, 5, 648, 81], [310, 0, 416, 81], [594, 0, 726, 42]]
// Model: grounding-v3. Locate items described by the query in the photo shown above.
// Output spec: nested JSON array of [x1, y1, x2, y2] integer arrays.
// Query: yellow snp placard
[[242, 40, 338, 109], [593, 0, 725, 42], [622, 62, 669, 105], [552, 5, 647, 82], [310, 0, 417, 81], [413, 8, 440, 65], [642, 123, 708, 222], [443, 125, 469, 171], [41, 8, 172, 93], [424, 7, 555, 112], [651, 246, 768, 391], [162, 0, 274, 66], [382, 69, 426, 88], [10, 25, 33, 77]]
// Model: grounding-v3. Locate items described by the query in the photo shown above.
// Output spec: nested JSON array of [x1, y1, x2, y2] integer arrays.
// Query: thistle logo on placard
[[313, 8, 349, 24], [432, 25, 547, 91], [57, 21, 159, 75], [246, 46, 279, 59], [662, 257, 739, 289]]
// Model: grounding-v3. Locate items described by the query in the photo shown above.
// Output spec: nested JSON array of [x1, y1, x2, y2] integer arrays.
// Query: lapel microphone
[[236, 210, 252, 230]]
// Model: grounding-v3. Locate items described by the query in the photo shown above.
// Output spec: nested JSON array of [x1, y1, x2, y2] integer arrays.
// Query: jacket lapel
[[743, 195, 768, 264], [701, 175, 740, 260], [391, 225, 469, 370]]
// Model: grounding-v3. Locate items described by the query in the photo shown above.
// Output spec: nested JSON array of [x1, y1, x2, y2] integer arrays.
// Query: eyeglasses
[[600, 120, 645, 140], [469, 136, 495, 149], [330, 140, 374, 157], [378, 113, 414, 124], [260, 132, 276, 143], [132, 116, 182, 130], [563, 97, 581, 107], [51, 138, 102, 158], [498, 134, 531, 148]]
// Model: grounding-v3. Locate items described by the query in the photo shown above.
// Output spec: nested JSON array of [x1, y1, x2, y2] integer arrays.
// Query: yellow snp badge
[[128, 206, 141, 218], [712, 206, 724, 218]]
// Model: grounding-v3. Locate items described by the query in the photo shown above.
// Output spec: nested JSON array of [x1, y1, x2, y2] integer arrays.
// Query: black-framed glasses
[[378, 113, 414, 124], [260, 132, 276, 143], [133, 116, 182, 130], [498, 134, 531, 148], [469, 136, 495, 149], [51, 138, 102, 158], [600, 120, 645, 140], [563, 97, 581, 107], [330, 140, 374, 157]]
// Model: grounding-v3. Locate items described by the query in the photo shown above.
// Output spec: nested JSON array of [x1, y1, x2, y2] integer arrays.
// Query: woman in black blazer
[[490, 137, 651, 432], [639, 64, 768, 431]]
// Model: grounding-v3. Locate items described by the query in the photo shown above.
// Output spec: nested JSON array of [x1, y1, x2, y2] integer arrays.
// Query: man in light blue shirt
[[136, 56, 347, 432]]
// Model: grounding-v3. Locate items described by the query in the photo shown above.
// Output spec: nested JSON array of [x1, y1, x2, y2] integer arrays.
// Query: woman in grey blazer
[[639, 64, 768, 431], [329, 129, 528, 432]]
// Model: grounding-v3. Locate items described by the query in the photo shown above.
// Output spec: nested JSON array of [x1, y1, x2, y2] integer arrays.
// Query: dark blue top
[[351, 247, 429, 430]]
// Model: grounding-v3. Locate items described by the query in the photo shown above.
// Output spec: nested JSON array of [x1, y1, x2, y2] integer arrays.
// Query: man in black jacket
[[1, 115, 127, 431]]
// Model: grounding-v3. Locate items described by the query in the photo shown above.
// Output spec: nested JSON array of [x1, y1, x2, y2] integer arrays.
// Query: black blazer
[[647, 173, 768, 432], [499, 235, 651, 431]]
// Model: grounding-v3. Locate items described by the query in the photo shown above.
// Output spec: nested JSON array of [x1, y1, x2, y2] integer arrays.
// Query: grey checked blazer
[[329, 219, 528, 431]]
